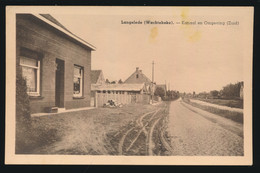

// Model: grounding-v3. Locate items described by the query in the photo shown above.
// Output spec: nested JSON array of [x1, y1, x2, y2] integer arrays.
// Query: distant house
[[91, 83, 149, 95], [16, 14, 96, 113], [124, 67, 152, 85], [124, 67, 153, 94], [91, 83, 151, 107]]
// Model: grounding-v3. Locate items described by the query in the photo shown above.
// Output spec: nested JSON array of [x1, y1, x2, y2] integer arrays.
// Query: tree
[[118, 79, 123, 84], [105, 79, 110, 84], [166, 90, 180, 100], [210, 90, 219, 97], [154, 87, 165, 98], [221, 82, 242, 98]]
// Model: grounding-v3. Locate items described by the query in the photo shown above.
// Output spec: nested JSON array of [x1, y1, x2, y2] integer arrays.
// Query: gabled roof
[[91, 70, 102, 84], [32, 14, 96, 50], [91, 83, 145, 91], [124, 67, 152, 84], [40, 14, 71, 34]]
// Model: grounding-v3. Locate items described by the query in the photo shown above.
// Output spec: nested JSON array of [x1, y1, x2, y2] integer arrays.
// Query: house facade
[[124, 67, 152, 84], [16, 14, 96, 113], [124, 67, 153, 94], [91, 83, 151, 107]]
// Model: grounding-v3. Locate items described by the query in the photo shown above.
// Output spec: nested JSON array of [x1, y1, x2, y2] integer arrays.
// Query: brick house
[[16, 14, 96, 113]]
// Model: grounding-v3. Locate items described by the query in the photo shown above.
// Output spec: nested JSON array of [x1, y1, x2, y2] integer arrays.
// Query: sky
[[52, 8, 245, 93]]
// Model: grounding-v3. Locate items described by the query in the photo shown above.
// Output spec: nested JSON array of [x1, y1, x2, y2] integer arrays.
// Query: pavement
[[31, 107, 95, 117], [167, 99, 244, 156]]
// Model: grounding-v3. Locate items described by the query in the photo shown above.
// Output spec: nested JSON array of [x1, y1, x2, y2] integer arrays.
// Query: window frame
[[20, 56, 41, 96], [73, 65, 84, 97]]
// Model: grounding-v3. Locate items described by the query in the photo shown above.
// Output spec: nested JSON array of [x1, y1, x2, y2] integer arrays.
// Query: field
[[195, 98, 243, 109], [15, 103, 160, 154]]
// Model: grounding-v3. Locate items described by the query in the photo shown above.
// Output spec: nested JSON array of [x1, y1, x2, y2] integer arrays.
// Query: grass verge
[[194, 98, 243, 109], [183, 98, 243, 124], [16, 103, 160, 155]]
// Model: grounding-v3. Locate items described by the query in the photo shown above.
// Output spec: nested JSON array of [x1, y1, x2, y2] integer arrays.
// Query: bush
[[154, 87, 165, 98], [16, 73, 31, 119], [16, 70, 31, 153]]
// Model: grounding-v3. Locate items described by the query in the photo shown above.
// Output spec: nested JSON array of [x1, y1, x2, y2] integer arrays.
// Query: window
[[73, 65, 83, 97], [20, 56, 40, 96], [136, 74, 139, 78]]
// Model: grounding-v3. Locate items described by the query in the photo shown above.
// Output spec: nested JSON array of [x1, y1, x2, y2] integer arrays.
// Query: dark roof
[[124, 68, 152, 84], [40, 14, 72, 34], [91, 70, 102, 84], [38, 14, 96, 50]]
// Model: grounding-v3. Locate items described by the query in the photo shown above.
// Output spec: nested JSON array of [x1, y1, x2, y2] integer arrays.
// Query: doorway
[[55, 59, 65, 108]]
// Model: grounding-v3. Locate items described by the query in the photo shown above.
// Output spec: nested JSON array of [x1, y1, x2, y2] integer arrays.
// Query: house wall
[[16, 14, 92, 113]]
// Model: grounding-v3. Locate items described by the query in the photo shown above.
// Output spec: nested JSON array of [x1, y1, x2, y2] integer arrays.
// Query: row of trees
[[154, 87, 180, 101], [184, 81, 243, 100], [105, 79, 123, 84]]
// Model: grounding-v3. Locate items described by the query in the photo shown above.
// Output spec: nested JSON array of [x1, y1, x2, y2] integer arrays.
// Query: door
[[55, 59, 65, 107]]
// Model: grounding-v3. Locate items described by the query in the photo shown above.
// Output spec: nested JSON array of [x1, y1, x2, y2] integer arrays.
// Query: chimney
[[136, 67, 139, 72]]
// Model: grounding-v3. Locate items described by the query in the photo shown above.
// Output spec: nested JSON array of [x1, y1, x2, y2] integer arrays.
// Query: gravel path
[[168, 99, 243, 156]]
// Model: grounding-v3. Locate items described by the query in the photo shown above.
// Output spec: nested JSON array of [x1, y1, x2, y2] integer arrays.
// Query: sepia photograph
[[5, 6, 253, 165]]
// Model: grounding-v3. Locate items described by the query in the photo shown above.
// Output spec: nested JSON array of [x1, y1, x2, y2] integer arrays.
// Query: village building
[[124, 67, 153, 94], [124, 67, 152, 85], [16, 14, 96, 113], [91, 83, 151, 107], [91, 83, 150, 95]]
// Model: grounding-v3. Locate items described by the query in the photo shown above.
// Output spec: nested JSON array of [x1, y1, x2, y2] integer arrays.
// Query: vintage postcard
[[5, 6, 253, 165]]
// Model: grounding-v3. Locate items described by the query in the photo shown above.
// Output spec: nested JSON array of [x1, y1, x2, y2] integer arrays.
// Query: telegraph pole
[[152, 61, 154, 83], [152, 61, 155, 104], [165, 80, 167, 97]]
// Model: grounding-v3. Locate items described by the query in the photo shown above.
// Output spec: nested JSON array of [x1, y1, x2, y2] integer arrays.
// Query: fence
[[93, 92, 151, 107]]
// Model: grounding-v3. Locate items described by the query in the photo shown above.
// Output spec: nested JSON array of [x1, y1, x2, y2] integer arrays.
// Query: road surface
[[167, 99, 244, 156]]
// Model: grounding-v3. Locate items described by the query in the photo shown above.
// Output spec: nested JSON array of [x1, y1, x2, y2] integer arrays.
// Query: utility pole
[[152, 61, 154, 83], [152, 61, 155, 104], [165, 80, 167, 97]]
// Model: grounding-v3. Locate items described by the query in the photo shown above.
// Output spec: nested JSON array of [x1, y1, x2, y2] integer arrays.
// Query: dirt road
[[109, 102, 172, 156], [21, 100, 243, 156], [167, 99, 243, 156]]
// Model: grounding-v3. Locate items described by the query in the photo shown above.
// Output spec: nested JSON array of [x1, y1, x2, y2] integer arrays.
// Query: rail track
[[115, 103, 173, 155]]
